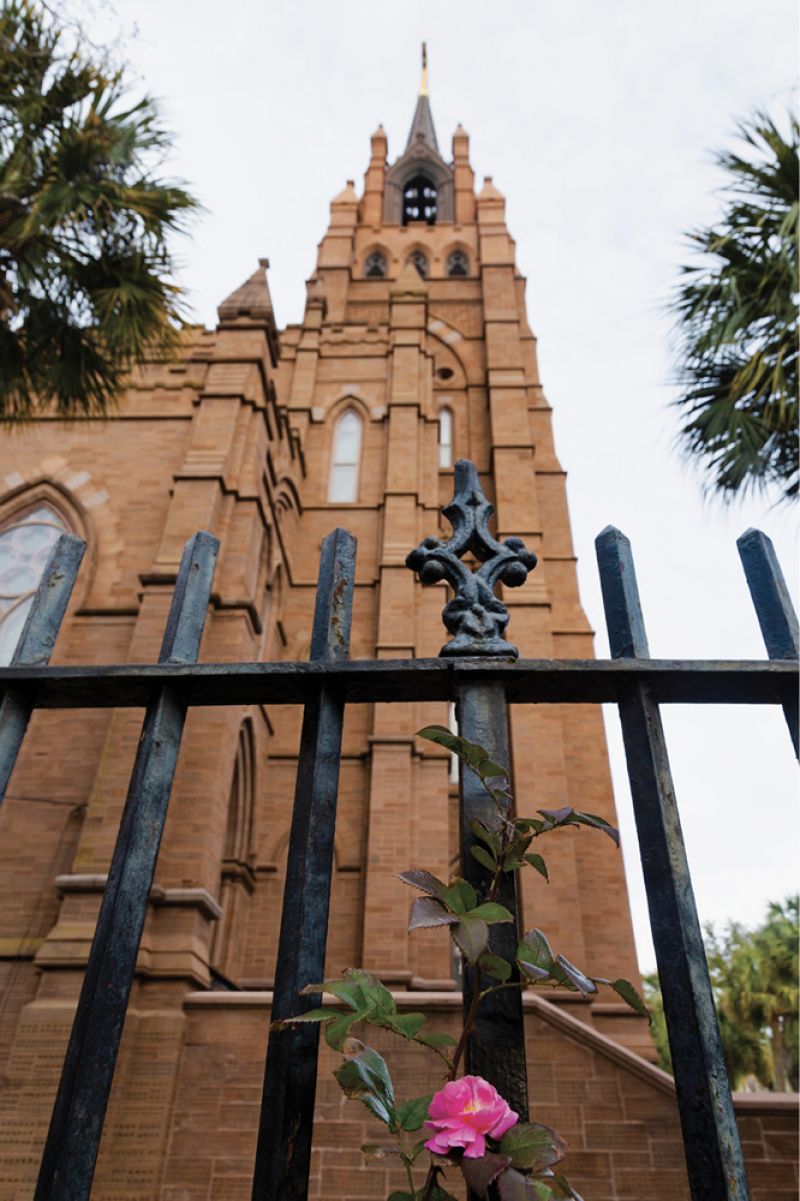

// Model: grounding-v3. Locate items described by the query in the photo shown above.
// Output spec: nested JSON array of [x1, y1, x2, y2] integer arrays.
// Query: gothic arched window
[[0, 503, 68, 665], [407, 250, 429, 279], [364, 251, 388, 278], [446, 250, 470, 277], [438, 408, 454, 469], [402, 175, 437, 225], [328, 410, 363, 503], [211, 722, 256, 982]]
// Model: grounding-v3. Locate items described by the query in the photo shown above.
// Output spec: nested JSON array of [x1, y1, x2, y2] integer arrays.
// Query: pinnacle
[[217, 260, 274, 324], [391, 259, 428, 296]]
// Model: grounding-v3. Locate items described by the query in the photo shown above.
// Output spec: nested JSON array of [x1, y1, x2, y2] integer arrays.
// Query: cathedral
[[0, 58, 794, 1201]]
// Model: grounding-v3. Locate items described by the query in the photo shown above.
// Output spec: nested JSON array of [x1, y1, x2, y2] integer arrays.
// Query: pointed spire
[[405, 42, 439, 154]]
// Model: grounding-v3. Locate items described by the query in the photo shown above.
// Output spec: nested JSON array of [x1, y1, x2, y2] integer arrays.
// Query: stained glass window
[[364, 251, 388, 278], [446, 249, 469, 277], [0, 504, 68, 665], [407, 250, 429, 279]]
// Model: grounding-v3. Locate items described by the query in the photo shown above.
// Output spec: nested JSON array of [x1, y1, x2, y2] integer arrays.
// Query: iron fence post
[[34, 530, 219, 1201], [596, 525, 750, 1201], [0, 532, 85, 804], [457, 678, 529, 1125], [737, 528, 799, 757], [251, 528, 356, 1201]]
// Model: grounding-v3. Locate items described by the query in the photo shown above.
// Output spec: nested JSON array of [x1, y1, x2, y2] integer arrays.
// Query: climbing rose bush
[[424, 1076, 518, 1158], [281, 727, 649, 1199]]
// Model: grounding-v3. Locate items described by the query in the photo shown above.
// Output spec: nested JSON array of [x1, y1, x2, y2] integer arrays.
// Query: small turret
[[452, 124, 475, 223], [362, 125, 388, 226]]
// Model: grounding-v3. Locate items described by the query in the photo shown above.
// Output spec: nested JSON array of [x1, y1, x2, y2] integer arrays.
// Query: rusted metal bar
[[0, 532, 85, 804], [737, 528, 799, 756], [458, 681, 529, 1136], [251, 529, 356, 1201], [34, 531, 219, 1201], [596, 525, 750, 1201], [0, 657, 794, 709]]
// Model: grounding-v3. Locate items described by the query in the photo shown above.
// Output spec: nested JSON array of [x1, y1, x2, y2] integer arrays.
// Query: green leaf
[[398, 870, 451, 906], [461, 1152, 512, 1196], [275, 1006, 335, 1027], [389, 1012, 427, 1039], [569, 810, 620, 847], [537, 807, 619, 847], [471, 844, 497, 872], [334, 1043, 395, 1125], [453, 915, 490, 963], [300, 978, 364, 1010], [517, 929, 555, 976], [499, 1121, 567, 1172], [552, 1174, 586, 1201], [409, 896, 459, 930], [551, 955, 597, 996], [444, 877, 478, 915], [470, 902, 514, 924], [524, 853, 549, 881], [479, 952, 512, 983], [388, 1193, 415, 1201], [497, 1168, 554, 1199], [395, 1092, 434, 1132], [346, 968, 396, 1016], [538, 806, 574, 827], [515, 817, 544, 834], [416, 726, 509, 783], [608, 977, 651, 1022], [415, 1030, 457, 1048], [324, 1010, 369, 1050], [469, 818, 502, 857]]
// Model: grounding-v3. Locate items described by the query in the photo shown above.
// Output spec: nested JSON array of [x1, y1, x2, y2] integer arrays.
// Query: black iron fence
[[0, 460, 796, 1201]]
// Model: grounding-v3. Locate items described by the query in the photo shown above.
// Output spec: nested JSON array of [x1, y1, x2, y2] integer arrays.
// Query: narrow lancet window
[[0, 504, 68, 665], [328, 410, 363, 503], [438, 407, 453, 468]]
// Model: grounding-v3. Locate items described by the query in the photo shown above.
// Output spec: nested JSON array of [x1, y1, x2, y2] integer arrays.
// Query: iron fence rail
[[0, 465, 795, 1201], [0, 657, 793, 709]]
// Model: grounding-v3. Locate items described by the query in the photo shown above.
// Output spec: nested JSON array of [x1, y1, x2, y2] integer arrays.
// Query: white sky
[[87, 0, 798, 972]]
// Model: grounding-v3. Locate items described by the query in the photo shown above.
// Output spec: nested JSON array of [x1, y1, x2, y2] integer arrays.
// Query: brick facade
[[0, 82, 796, 1200]]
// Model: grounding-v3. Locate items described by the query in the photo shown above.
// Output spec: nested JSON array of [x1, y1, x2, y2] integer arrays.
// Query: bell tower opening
[[402, 174, 438, 224]]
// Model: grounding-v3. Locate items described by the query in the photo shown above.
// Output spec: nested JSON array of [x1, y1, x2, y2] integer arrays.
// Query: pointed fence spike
[[737, 528, 799, 755], [0, 532, 86, 804]]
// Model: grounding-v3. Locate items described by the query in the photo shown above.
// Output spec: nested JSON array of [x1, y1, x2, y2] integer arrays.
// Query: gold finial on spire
[[420, 41, 429, 96]]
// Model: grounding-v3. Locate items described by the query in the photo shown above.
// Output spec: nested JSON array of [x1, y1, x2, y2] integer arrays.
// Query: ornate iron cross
[[406, 459, 537, 658]]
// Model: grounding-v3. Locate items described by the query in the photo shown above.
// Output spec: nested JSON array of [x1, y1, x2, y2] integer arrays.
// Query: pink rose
[[424, 1075, 518, 1159]]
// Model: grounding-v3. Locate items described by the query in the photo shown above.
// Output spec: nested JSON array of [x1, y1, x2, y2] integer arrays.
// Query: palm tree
[[706, 898, 798, 1091], [669, 110, 798, 504], [646, 900, 798, 1091], [0, 0, 198, 420]]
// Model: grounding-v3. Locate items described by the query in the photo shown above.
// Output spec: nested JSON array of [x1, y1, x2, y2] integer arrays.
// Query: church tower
[[268, 47, 646, 1035]]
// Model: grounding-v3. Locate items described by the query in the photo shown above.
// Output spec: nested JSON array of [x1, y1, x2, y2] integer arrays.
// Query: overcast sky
[[87, 0, 798, 971]]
